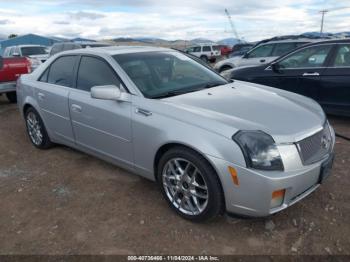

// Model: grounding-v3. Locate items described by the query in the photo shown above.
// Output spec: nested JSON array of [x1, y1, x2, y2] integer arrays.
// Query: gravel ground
[[0, 95, 349, 255]]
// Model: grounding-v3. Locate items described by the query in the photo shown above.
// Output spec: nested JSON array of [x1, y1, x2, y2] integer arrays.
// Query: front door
[[269, 44, 334, 101], [69, 55, 133, 166]]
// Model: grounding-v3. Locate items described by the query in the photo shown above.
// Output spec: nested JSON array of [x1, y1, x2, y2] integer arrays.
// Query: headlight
[[233, 131, 284, 171]]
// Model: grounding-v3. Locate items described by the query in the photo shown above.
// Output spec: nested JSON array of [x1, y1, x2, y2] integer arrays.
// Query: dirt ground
[[0, 95, 349, 255]]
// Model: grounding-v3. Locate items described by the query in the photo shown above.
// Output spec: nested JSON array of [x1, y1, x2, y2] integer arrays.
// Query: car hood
[[163, 81, 325, 143]]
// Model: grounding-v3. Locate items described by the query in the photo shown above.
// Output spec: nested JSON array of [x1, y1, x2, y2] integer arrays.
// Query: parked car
[[0, 55, 31, 103], [49, 41, 112, 57], [222, 39, 350, 117], [219, 45, 232, 56], [17, 47, 335, 221], [231, 43, 254, 53], [214, 40, 311, 72], [229, 44, 254, 58], [185, 44, 221, 63], [3, 45, 48, 69]]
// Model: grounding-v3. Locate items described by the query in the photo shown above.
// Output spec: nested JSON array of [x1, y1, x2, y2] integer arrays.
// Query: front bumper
[[0, 81, 16, 93], [208, 152, 334, 217], [207, 117, 336, 217]]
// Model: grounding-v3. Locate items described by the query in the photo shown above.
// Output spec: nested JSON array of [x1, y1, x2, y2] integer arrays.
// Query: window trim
[[265, 43, 336, 71], [75, 54, 129, 93], [37, 55, 79, 88]]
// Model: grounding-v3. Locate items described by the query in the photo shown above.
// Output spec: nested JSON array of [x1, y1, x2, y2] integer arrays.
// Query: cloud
[[0, 0, 348, 41], [53, 21, 70, 25], [0, 19, 11, 24], [68, 11, 105, 20]]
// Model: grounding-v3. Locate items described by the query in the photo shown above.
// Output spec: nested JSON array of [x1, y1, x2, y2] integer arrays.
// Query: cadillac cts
[[17, 47, 335, 221]]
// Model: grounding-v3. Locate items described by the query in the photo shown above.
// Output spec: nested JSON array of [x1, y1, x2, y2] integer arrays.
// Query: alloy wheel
[[26, 112, 43, 146], [162, 158, 209, 216]]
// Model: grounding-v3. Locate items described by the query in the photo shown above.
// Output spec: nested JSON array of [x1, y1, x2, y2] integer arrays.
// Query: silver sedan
[[17, 47, 335, 221]]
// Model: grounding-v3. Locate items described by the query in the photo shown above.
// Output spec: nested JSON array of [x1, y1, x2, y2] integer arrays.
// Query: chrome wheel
[[26, 112, 43, 146], [162, 158, 209, 216]]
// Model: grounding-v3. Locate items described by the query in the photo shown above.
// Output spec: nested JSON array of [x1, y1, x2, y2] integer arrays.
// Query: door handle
[[71, 104, 82, 113], [302, 72, 320, 76], [38, 92, 45, 100], [136, 108, 152, 117], [260, 59, 266, 63]]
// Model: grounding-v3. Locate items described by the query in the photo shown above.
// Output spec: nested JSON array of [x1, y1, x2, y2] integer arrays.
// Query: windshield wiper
[[202, 81, 227, 89], [151, 90, 188, 99]]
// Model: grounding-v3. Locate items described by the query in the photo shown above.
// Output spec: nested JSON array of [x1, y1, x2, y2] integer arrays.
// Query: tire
[[200, 56, 209, 63], [157, 146, 224, 222], [24, 107, 53, 149], [6, 92, 17, 103], [219, 65, 233, 73]]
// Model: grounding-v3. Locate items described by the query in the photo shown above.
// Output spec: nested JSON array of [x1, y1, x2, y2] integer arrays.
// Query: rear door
[[69, 55, 133, 165], [35, 55, 78, 146], [319, 43, 350, 115]]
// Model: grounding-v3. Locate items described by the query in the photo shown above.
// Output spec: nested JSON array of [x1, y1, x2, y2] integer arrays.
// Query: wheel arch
[[153, 142, 221, 183], [153, 142, 227, 213]]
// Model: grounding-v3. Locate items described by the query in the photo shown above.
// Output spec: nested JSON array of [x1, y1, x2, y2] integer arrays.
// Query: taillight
[[26, 58, 32, 73]]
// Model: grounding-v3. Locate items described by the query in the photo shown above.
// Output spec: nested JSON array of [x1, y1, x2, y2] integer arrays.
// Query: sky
[[0, 0, 349, 41]]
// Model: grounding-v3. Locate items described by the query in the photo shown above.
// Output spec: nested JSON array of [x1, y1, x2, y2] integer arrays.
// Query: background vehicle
[[17, 47, 335, 221], [3, 45, 48, 70], [214, 40, 311, 72], [49, 41, 112, 56], [229, 44, 254, 57], [223, 39, 350, 116], [0, 55, 31, 103], [219, 45, 232, 56], [185, 44, 221, 62]]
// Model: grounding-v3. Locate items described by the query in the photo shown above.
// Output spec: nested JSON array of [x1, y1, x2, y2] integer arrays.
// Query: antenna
[[225, 9, 241, 42]]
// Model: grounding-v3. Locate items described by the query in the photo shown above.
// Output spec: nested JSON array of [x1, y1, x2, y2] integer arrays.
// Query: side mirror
[[242, 53, 249, 59], [91, 85, 130, 102], [271, 62, 282, 73], [12, 52, 20, 57]]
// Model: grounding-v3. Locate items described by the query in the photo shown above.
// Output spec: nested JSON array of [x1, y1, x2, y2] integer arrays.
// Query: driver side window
[[279, 45, 332, 69]]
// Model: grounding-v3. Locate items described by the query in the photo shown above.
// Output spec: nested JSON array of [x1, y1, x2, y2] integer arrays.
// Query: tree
[[8, 34, 18, 39]]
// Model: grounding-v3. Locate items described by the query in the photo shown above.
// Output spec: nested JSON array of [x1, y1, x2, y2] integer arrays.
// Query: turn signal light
[[228, 166, 239, 186], [271, 189, 285, 208]]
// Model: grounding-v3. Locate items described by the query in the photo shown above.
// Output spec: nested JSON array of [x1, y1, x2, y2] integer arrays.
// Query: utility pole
[[319, 9, 329, 35]]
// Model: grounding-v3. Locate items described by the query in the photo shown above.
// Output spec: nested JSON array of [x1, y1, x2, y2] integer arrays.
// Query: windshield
[[113, 51, 228, 98], [21, 46, 48, 56]]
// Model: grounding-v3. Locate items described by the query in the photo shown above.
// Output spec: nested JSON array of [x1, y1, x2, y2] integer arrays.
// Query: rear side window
[[193, 46, 201, 52], [77, 56, 121, 92], [49, 44, 62, 56], [333, 44, 350, 67], [202, 46, 211, 52], [47, 56, 77, 87], [39, 69, 49, 82], [272, 43, 298, 56], [247, 44, 274, 58]]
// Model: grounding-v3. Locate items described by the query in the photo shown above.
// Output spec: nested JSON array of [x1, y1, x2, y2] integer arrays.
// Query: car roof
[[260, 39, 315, 45], [17, 45, 45, 48], [60, 46, 174, 56]]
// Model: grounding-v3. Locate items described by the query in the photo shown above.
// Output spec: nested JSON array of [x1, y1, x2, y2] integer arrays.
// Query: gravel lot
[[0, 95, 349, 255]]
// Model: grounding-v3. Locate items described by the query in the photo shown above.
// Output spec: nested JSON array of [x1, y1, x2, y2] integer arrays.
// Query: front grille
[[297, 123, 332, 165]]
